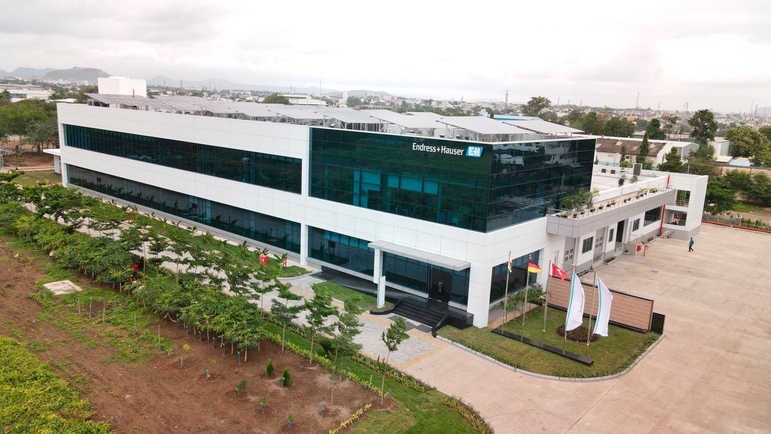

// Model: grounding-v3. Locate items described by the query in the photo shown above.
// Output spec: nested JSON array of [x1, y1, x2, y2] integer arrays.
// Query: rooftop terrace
[[84, 94, 582, 144]]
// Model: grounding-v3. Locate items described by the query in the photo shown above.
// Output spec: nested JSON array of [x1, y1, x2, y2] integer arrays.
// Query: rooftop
[[594, 136, 670, 157], [83, 94, 582, 144]]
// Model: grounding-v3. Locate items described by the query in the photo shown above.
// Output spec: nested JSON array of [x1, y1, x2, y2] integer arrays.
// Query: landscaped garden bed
[[439, 305, 660, 378]]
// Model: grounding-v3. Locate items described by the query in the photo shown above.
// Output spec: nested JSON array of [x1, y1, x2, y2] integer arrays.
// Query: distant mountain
[[42, 67, 110, 84], [0, 69, 7, 76], [5, 67, 56, 78], [146, 75, 336, 95]]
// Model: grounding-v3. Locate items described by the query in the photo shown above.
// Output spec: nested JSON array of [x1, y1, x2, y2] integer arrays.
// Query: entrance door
[[428, 268, 452, 303], [616, 220, 625, 243]]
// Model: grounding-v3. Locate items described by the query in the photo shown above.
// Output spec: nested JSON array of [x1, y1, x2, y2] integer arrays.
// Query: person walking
[[688, 237, 694, 252]]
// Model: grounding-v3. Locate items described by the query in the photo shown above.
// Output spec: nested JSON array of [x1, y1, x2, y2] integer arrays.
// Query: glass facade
[[488, 140, 595, 230], [489, 251, 540, 303], [310, 128, 594, 233], [382, 253, 470, 306], [308, 227, 375, 276], [63, 124, 302, 193], [67, 165, 301, 253]]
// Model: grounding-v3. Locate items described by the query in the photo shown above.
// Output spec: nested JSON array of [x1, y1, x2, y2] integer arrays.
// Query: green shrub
[[266, 359, 275, 377], [281, 368, 291, 387]]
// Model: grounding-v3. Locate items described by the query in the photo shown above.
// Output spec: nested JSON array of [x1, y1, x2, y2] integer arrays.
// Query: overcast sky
[[2, 0, 769, 113]]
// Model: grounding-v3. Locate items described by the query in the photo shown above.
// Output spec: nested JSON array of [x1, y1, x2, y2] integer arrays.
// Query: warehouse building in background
[[56, 79, 706, 328]]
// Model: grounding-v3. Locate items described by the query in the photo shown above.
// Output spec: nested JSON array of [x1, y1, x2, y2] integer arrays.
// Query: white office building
[[56, 90, 706, 328]]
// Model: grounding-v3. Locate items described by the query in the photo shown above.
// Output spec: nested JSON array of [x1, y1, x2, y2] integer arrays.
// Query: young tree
[[603, 117, 635, 137], [581, 112, 599, 134], [705, 177, 736, 214], [687, 145, 720, 179], [263, 93, 291, 104], [645, 118, 666, 140], [521, 96, 551, 117], [251, 266, 279, 312], [747, 172, 771, 205], [26, 117, 59, 153], [758, 125, 771, 143], [271, 281, 304, 352], [688, 109, 718, 146], [662, 115, 680, 139], [380, 316, 409, 404], [565, 109, 586, 129], [331, 299, 364, 378], [638, 132, 650, 160], [304, 284, 337, 365], [658, 148, 685, 173], [725, 127, 770, 159]]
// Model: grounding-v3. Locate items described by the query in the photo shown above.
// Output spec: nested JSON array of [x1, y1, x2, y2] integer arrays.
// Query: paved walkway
[[382, 224, 771, 433]]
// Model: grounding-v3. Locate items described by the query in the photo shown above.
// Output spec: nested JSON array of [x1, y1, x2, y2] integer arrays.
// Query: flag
[[593, 275, 614, 337], [551, 263, 568, 280], [527, 261, 542, 273], [565, 273, 585, 331], [507, 253, 512, 275]]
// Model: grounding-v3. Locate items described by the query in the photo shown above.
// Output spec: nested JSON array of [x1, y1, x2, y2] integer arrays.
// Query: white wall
[[98, 77, 148, 98]]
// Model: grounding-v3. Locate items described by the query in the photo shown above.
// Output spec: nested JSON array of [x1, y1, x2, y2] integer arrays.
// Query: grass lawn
[[730, 202, 768, 213], [13, 169, 62, 188], [439, 305, 659, 378], [312, 281, 393, 312]]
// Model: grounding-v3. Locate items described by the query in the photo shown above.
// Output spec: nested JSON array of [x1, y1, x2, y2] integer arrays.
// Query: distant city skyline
[[1, 0, 769, 113]]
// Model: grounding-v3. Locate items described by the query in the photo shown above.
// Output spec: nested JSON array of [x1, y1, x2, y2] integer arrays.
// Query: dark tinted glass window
[[67, 165, 300, 253], [63, 124, 301, 193]]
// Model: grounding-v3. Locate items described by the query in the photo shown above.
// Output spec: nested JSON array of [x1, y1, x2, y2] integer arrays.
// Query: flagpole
[[542, 260, 552, 345], [523, 267, 530, 326], [563, 271, 571, 355], [586, 269, 597, 356], [502, 251, 511, 331]]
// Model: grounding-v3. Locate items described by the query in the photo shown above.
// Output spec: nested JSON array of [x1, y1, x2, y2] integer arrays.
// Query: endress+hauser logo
[[466, 146, 483, 158]]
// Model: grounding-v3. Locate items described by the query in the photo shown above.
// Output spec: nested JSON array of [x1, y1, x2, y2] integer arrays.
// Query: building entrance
[[615, 220, 626, 251], [428, 268, 452, 303]]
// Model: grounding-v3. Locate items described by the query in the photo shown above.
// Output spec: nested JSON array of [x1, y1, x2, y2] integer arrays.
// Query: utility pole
[[636, 92, 639, 109], [505, 89, 509, 107]]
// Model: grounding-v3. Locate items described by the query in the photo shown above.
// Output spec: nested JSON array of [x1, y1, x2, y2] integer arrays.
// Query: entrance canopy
[[368, 240, 470, 271]]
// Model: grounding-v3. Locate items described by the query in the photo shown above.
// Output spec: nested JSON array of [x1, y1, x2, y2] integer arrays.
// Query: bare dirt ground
[[0, 239, 385, 433]]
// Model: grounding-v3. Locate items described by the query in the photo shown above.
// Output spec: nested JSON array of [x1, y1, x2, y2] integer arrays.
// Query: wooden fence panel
[[546, 276, 653, 332]]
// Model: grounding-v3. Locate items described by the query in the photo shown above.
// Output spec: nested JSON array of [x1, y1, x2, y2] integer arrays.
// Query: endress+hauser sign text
[[412, 143, 484, 158]]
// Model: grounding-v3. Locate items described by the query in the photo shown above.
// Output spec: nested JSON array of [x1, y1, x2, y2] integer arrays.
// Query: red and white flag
[[551, 263, 568, 280]]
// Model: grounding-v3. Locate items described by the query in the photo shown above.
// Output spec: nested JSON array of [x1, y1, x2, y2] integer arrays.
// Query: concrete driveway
[[401, 224, 771, 433]]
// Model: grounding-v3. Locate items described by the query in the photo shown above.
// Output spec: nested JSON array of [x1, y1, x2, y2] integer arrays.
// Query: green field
[[0, 336, 111, 433]]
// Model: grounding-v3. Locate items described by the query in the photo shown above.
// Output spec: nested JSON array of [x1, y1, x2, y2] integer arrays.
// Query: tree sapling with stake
[[235, 378, 247, 395]]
